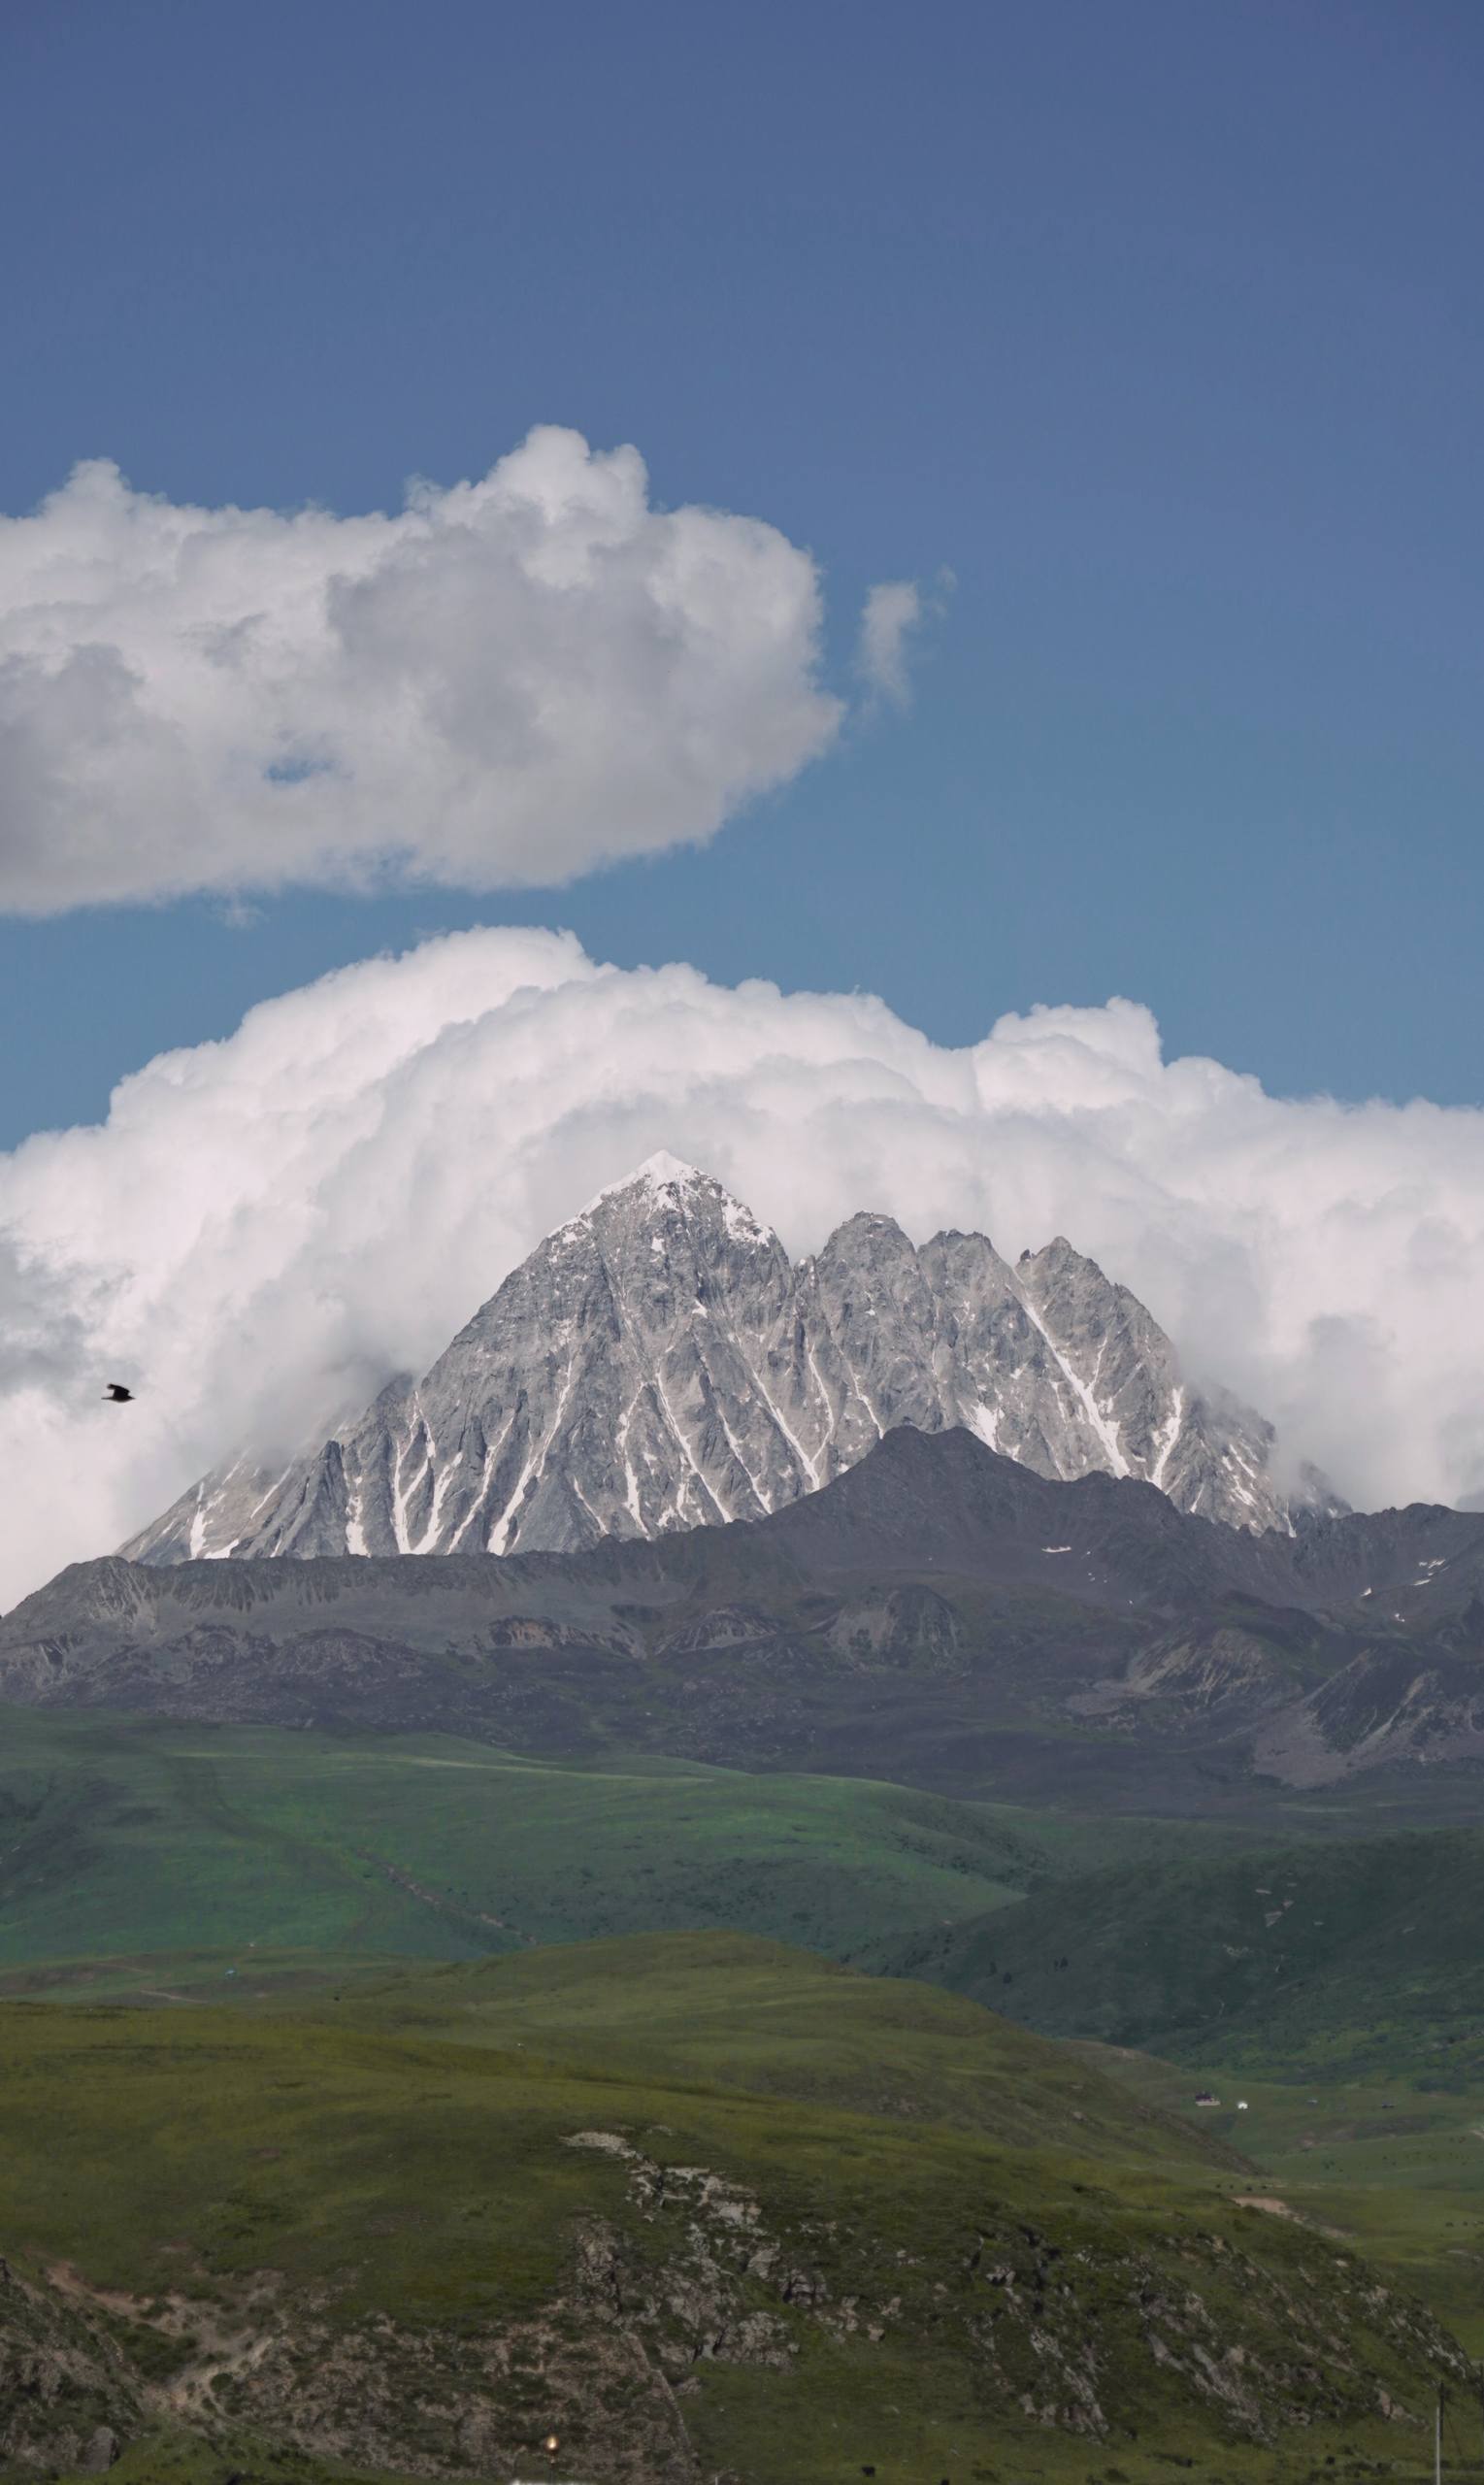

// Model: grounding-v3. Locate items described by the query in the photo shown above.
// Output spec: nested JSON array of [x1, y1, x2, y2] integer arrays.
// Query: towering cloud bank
[[0, 429, 845, 910], [2, 925, 1482, 1606]]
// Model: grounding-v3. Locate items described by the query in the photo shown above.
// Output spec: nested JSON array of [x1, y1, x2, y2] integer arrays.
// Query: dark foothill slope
[[756, 1423, 1484, 1621], [902, 1823, 1484, 2075], [7, 1427, 1484, 1800]]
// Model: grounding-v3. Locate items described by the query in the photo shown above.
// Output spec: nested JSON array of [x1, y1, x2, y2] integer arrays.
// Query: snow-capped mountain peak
[[122, 1159, 1326, 1566], [572, 1149, 714, 1217]]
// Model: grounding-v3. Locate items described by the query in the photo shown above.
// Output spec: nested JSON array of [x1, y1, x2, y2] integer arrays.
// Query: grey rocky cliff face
[[123, 1153, 1308, 1565]]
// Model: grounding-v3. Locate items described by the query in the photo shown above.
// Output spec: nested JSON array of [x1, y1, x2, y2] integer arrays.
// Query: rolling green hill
[[904, 1824, 1484, 2076], [1, 1702, 1482, 2481], [0, 1701, 1226, 1977], [302, 1929, 1249, 2165], [1070, 2037, 1484, 2365], [0, 1935, 1468, 2485]]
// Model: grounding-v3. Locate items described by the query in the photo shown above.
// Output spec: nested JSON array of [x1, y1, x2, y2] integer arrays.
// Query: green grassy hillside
[[1, 1703, 1482, 2481], [0, 1702, 1227, 1975], [906, 1825, 1484, 2074], [301, 1930, 1248, 2164], [1072, 2036, 1484, 2364], [0, 1936, 1468, 2485]]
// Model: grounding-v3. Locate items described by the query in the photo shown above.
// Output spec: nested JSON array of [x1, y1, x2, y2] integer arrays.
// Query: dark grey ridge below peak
[[10, 1426, 1480, 1798], [122, 1152, 1336, 1566]]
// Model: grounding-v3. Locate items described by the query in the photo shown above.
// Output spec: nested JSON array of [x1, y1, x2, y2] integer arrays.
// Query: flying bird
[[102, 1383, 135, 1404]]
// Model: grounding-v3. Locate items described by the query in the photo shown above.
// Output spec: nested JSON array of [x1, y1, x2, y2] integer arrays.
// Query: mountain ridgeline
[[16, 1426, 1484, 1797], [125, 1153, 1329, 1567]]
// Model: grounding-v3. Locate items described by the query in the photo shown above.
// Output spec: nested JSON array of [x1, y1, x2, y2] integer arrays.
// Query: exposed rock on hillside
[[0, 2158, 1466, 2479]]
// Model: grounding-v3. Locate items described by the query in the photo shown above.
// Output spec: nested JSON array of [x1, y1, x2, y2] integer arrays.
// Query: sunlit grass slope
[[0, 1936, 1467, 2485], [1074, 2036, 1484, 2365], [0, 1702, 1213, 1973]]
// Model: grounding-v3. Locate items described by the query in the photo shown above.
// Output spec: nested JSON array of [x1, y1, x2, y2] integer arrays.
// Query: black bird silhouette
[[102, 1383, 134, 1404]]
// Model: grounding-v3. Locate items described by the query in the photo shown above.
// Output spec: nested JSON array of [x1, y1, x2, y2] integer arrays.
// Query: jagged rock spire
[[122, 1160, 1313, 1564]]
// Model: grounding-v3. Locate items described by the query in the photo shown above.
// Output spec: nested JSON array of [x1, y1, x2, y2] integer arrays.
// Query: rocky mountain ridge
[[125, 1154, 1322, 1565], [16, 1427, 1484, 1800]]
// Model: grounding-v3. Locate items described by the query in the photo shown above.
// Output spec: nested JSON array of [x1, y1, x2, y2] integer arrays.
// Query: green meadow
[[0, 1703, 1223, 1977], [919, 1825, 1484, 2074], [1076, 2040, 1484, 2366], [1, 1936, 1472, 2485], [0, 1701, 1480, 2481]]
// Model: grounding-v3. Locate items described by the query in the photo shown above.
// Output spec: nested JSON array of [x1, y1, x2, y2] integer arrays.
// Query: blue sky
[[2, 0, 1481, 1144]]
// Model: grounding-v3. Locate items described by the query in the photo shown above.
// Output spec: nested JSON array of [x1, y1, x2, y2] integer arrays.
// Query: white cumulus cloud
[[3, 925, 1484, 1607], [0, 429, 847, 911], [856, 579, 924, 705]]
